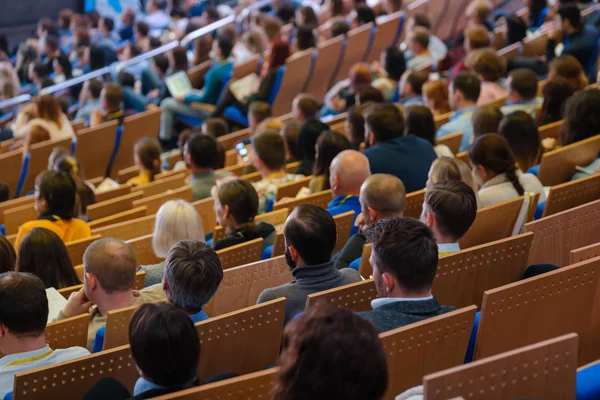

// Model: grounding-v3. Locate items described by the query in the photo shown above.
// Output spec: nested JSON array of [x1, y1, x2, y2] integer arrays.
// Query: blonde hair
[[257, 117, 284, 132], [152, 200, 205, 258], [429, 157, 478, 194]]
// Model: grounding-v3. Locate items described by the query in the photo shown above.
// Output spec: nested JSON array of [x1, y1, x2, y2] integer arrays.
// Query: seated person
[[358, 218, 456, 332], [211, 178, 276, 251], [323, 63, 372, 116], [420, 180, 478, 255], [75, 78, 103, 122], [281, 120, 301, 162], [248, 101, 272, 135], [0, 272, 89, 399], [500, 68, 542, 115], [251, 130, 302, 213], [90, 83, 135, 127], [327, 150, 371, 235], [82, 303, 200, 399], [401, 13, 448, 63], [371, 47, 406, 102], [310, 130, 352, 193], [159, 35, 234, 147], [293, 95, 329, 175], [398, 69, 428, 105], [185, 133, 232, 201], [14, 171, 92, 249], [56, 238, 164, 351], [449, 24, 491, 80], [405, 27, 434, 70], [334, 174, 406, 270], [344, 105, 367, 150], [257, 204, 362, 324], [127, 137, 162, 187]]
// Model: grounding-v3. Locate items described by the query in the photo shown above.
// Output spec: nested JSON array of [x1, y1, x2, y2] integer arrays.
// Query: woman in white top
[[13, 95, 75, 142], [426, 156, 483, 208], [469, 134, 546, 208]]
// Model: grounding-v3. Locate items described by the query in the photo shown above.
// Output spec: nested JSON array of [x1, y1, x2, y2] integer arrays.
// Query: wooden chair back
[[0, 149, 24, 199], [403, 189, 425, 219], [456, 150, 469, 164], [133, 173, 186, 198], [434, 0, 470, 44], [117, 165, 140, 183], [58, 271, 145, 298], [195, 299, 286, 382], [187, 60, 211, 88], [306, 279, 377, 312], [365, 13, 403, 63], [65, 235, 102, 266], [87, 191, 143, 221], [273, 189, 332, 212], [4, 203, 36, 235], [538, 134, 600, 186], [271, 231, 285, 257], [12, 345, 137, 400], [497, 42, 522, 62], [459, 196, 525, 249], [216, 238, 264, 270], [22, 137, 72, 194], [92, 214, 155, 241], [433, 233, 534, 309], [127, 234, 163, 266], [434, 111, 453, 129], [192, 197, 217, 234], [103, 299, 166, 351], [358, 243, 373, 278], [272, 49, 314, 116], [0, 195, 33, 225], [132, 185, 192, 214], [304, 35, 344, 101], [571, 242, 600, 264], [217, 128, 251, 151], [94, 184, 134, 203], [380, 306, 478, 399], [423, 333, 578, 400], [436, 132, 463, 155], [76, 121, 119, 180], [88, 206, 147, 229], [538, 119, 563, 140], [542, 173, 600, 218], [45, 314, 89, 350], [239, 171, 261, 182], [473, 256, 600, 366], [232, 55, 260, 80], [333, 211, 355, 254], [255, 208, 289, 227], [525, 198, 600, 267], [520, 32, 549, 57], [275, 176, 313, 200]]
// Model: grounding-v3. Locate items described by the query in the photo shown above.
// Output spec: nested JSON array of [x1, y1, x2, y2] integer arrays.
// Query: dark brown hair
[[0, 272, 48, 336], [471, 104, 503, 139], [217, 179, 261, 237], [313, 131, 352, 189], [0, 235, 16, 273], [252, 130, 287, 170], [499, 111, 541, 172], [36, 95, 63, 128], [424, 181, 477, 241], [284, 204, 337, 265], [134, 137, 162, 182]]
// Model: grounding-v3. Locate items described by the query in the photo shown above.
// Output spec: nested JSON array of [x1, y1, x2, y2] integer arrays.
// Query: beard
[[285, 248, 297, 271]]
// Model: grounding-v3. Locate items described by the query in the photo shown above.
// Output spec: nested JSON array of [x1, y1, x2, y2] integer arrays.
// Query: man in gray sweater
[[257, 204, 362, 324]]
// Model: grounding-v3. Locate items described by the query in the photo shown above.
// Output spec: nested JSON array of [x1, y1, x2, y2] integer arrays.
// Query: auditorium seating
[[542, 173, 600, 218]]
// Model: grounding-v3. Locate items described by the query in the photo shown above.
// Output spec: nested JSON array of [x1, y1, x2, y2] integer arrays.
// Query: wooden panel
[[434, 112, 452, 130], [87, 191, 143, 221], [187, 61, 211, 89], [272, 49, 313, 117], [330, 24, 374, 88], [0, 195, 33, 225], [216, 238, 264, 270], [275, 176, 312, 200], [255, 208, 289, 227], [404, 189, 425, 219], [380, 306, 477, 399], [132, 185, 192, 214], [127, 234, 163, 266], [538, 134, 600, 186], [132, 173, 186, 198], [436, 132, 463, 155], [273, 189, 333, 212], [364, 13, 403, 63], [44, 313, 89, 351], [217, 128, 251, 151], [4, 203, 36, 236], [94, 184, 133, 203], [333, 211, 355, 254], [23, 137, 72, 195], [92, 214, 156, 241], [75, 121, 119, 180], [271, 231, 285, 257], [474, 256, 600, 366], [103, 299, 165, 351], [0, 149, 24, 201], [88, 206, 147, 229], [232, 55, 260, 80], [456, 151, 469, 164], [571, 242, 600, 264], [192, 197, 216, 234], [65, 234, 101, 266], [542, 173, 600, 218], [497, 42, 522, 62], [525, 198, 600, 267], [117, 165, 140, 183], [433, 233, 534, 309], [304, 35, 344, 101], [520, 32, 549, 57], [424, 334, 578, 400], [538, 119, 563, 140], [305, 279, 377, 313], [58, 271, 145, 299], [196, 299, 286, 382], [204, 256, 292, 317]]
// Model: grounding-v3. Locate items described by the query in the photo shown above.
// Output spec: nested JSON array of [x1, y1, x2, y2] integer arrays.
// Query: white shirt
[[0, 345, 89, 399], [371, 296, 434, 309], [478, 171, 546, 208]]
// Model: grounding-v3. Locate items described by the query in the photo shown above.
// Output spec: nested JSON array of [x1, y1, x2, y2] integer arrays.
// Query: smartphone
[[236, 142, 249, 163]]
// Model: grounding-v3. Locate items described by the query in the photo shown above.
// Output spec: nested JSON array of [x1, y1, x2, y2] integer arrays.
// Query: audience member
[[272, 305, 388, 400], [345, 104, 367, 150], [371, 47, 406, 102], [324, 63, 372, 115], [398, 69, 428, 105], [296, 6, 319, 27], [14, 95, 75, 141], [257, 205, 361, 324], [405, 104, 453, 157], [118, 9, 136, 40], [469, 134, 545, 207], [365, 104, 437, 192], [17, 228, 80, 289], [356, 86, 385, 105], [471, 103, 503, 142], [450, 24, 491, 79], [356, 5, 377, 26], [281, 121, 301, 162], [75, 79, 103, 121], [560, 88, 600, 148], [293, 94, 329, 175], [358, 218, 456, 332], [330, 19, 351, 37], [293, 25, 316, 52], [144, 0, 171, 33], [423, 79, 452, 116], [185, 133, 232, 201], [499, 111, 542, 171], [536, 78, 575, 126], [311, 131, 352, 193], [437, 71, 481, 151], [501, 68, 542, 114], [0, 272, 89, 399], [406, 27, 433, 69], [140, 200, 205, 287], [127, 137, 162, 187], [426, 157, 480, 198], [547, 55, 588, 91], [402, 13, 447, 62], [90, 83, 134, 127], [0, 236, 15, 273], [528, 0, 551, 28], [248, 101, 272, 133], [465, 48, 507, 105], [52, 154, 96, 217], [56, 238, 164, 350]]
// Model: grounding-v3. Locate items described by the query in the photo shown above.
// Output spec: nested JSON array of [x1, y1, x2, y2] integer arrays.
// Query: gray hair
[[152, 200, 205, 258]]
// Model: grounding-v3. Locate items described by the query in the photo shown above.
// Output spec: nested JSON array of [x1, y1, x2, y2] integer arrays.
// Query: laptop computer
[[165, 71, 194, 98]]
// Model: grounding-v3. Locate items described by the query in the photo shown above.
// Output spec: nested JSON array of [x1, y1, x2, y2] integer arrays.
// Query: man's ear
[[289, 245, 299, 260], [382, 272, 395, 294], [0, 323, 8, 338], [426, 210, 436, 229], [476, 164, 487, 181], [162, 280, 168, 294], [85, 272, 97, 292], [223, 204, 231, 219], [367, 207, 378, 223], [368, 132, 376, 146]]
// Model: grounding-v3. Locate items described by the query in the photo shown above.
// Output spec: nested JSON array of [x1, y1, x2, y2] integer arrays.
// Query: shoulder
[[54, 346, 91, 359], [138, 283, 166, 300], [339, 268, 363, 282], [71, 218, 92, 234]]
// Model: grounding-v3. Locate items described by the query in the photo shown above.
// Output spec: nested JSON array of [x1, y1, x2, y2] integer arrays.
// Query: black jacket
[[333, 233, 366, 270]]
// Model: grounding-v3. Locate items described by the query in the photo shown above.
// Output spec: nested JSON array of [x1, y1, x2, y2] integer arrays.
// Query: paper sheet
[[46, 287, 68, 324]]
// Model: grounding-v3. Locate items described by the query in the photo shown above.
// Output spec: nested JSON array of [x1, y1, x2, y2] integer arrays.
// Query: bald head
[[329, 150, 371, 197], [360, 174, 406, 217], [84, 238, 137, 293]]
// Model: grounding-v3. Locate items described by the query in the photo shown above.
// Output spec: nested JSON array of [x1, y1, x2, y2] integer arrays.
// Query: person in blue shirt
[[528, 0, 550, 29], [436, 71, 481, 152], [398, 69, 427, 106], [158, 35, 234, 148], [75, 79, 104, 122], [327, 150, 371, 236], [118, 9, 136, 41], [500, 68, 542, 115], [365, 103, 437, 192]]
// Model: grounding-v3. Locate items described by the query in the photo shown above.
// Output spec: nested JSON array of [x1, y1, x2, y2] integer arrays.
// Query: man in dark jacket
[[257, 204, 362, 324], [358, 218, 455, 333]]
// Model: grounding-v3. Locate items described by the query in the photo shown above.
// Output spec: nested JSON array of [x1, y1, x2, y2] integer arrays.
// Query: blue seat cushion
[[224, 106, 249, 126], [577, 361, 600, 400]]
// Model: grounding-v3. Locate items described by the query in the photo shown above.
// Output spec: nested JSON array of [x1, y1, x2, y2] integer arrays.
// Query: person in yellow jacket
[[14, 170, 92, 249]]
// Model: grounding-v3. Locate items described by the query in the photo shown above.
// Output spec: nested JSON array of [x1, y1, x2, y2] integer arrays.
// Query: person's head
[[449, 71, 481, 110], [464, 24, 491, 52], [503, 15, 527, 45], [329, 0, 345, 16], [399, 69, 427, 97], [313, 131, 352, 188], [53, 54, 73, 79], [171, 46, 189, 73], [548, 55, 588, 91], [150, 54, 169, 79], [16, 228, 79, 289], [252, 129, 287, 173], [212, 179, 259, 234], [212, 35, 234, 61], [99, 17, 115, 35], [134, 137, 162, 182], [153, 200, 205, 259], [201, 118, 228, 138], [329, 150, 371, 197], [360, 174, 406, 229], [134, 21, 149, 38], [422, 79, 451, 115], [0, 236, 15, 273], [185, 132, 219, 170], [296, 6, 318, 27], [203, 5, 220, 24], [426, 157, 478, 194], [345, 105, 366, 148], [356, 86, 385, 105], [129, 303, 200, 388], [44, 35, 59, 57], [365, 103, 404, 146], [420, 180, 477, 243], [469, 134, 524, 195], [368, 218, 437, 298], [466, 0, 493, 25], [268, 40, 290, 70], [538, 77, 575, 125], [294, 25, 316, 51], [506, 68, 538, 103], [404, 104, 436, 145], [276, 0, 295, 24], [356, 5, 376, 25], [409, 26, 430, 55], [29, 61, 48, 83], [384, 0, 402, 14], [292, 94, 319, 122], [163, 240, 222, 314], [471, 104, 503, 141], [331, 19, 351, 38], [58, 9, 73, 30], [34, 170, 76, 220], [282, 121, 301, 161], [498, 111, 541, 172], [382, 46, 406, 82], [0, 272, 48, 354], [283, 204, 337, 268], [465, 48, 506, 83], [348, 63, 372, 93], [411, 12, 431, 31], [561, 88, 600, 146], [273, 304, 388, 400], [558, 4, 582, 35], [83, 238, 137, 303], [242, 28, 269, 55], [101, 83, 123, 113], [261, 15, 283, 42], [257, 118, 284, 133], [248, 101, 272, 130], [121, 8, 136, 26], [85, 78, 103, 101]]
